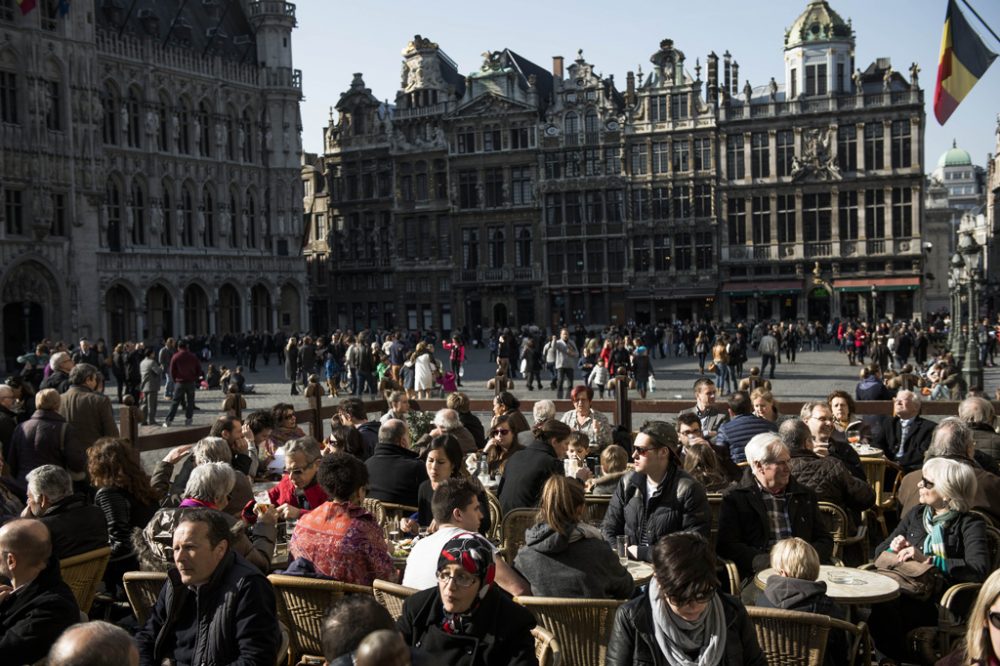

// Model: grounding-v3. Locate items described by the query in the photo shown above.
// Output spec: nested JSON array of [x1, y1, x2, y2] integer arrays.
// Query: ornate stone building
[[0, 0, 305, 370], [308, 0, 927, 332]]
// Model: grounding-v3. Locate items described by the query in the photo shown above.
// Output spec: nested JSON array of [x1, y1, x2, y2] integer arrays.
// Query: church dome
[[937, 143, 973, 168], [785, 0, 853, 49]]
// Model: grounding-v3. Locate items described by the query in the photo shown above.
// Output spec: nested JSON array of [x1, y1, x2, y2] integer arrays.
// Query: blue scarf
[[921, 506, 957, 572]]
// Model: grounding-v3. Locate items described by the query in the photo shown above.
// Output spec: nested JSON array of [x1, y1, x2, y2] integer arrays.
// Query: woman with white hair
[[136, 461, 277, 573], [868, 457, 991, 661]]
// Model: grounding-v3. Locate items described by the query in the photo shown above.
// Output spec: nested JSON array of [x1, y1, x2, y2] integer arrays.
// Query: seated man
[[870, 390, 935, 473], [365, 420, 426, 507], [48, 620, 139, 666], [337, 398, 381, 460], [267, 436, 329, 520], [136, 508, 280, 666], [600, 421, 711, 561], [418, 409, 476, 455], [402, 478, 529, 596], [717, 433, 833, 581], [380, 391, 410, 424], [0, 519, 80, 664], [155, 436, 254, 519], [715, 391, 778, 463], [498, 419, 571, 513], [677, 378, 730, 442], [323, 596, 397, 666], [446, 392, 486, 450], [800, 401, 865, 480], [23, 464, 108, 558], [897, 417, 1000, 524], [517, 398, 556, 448]]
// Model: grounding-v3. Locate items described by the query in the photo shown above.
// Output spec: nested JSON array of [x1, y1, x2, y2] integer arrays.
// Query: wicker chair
[[860, 456, 902, 538], [483, 490, 503, 543], [378, 501, 418, 527], [372, 579, 418, 621], [706, 493, 724, 550], [499, 507, 538, 563], [817, 501, 867, 565], [583, 495, 610, 527], [361, 497, 387, 527], [122, 571, 168, 626], [747, 606, 870, 666], [513, 596, 625, 666], [531, 625, 561, 666], [59, 546, 111, 614], [268, 574, 373, 664]]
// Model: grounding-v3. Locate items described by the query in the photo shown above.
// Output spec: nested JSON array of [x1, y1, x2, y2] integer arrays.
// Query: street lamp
[[958, 229, 983, 392], [870, 285, 877, 323], [949, 251, 966, 360]]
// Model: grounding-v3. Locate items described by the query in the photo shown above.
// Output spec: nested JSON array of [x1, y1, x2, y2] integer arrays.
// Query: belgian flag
[[15, 0, 36, 15], [934, 0, 997, 125]]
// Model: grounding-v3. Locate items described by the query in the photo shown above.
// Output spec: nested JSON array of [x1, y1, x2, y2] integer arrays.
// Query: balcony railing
[[866, 239, 886, 255], [805, 242, 832, 258], [752, 245, 772, 260]]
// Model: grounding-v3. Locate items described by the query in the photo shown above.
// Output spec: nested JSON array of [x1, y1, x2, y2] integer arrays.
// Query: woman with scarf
[[868, 457, 990, 662], [261, 402, 306, 474], [607, 532, 765, 666], [398, 533, 537, 666]]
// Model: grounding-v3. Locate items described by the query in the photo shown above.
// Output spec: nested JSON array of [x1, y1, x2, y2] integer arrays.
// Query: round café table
[[755, 565, 899, 621]]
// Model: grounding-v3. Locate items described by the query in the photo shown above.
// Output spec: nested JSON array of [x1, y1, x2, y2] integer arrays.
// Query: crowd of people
[[1, 314, 1000, 664]]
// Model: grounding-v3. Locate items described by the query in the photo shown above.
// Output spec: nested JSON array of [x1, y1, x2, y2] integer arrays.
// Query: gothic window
[[106, 179, 122, 251], [564, 112, 579, 139], [198, 101, 211, 157], [3, 188, 23, 235], [839, 191, 858, 240], [203, 187, 215, 247], [727, 197, 747, 245], [157, 94, 169, 152], [750, 132, 769, 178], [488, 227, 505, 268], [162, 187, 173, 246], [181, 186, 195, 246], [102, 82, 119, 145], [515, 225, 531, 267], [726, 134, 745, 180], [891, 187, 912, 237], [752, 196, 770, 245], [45, 79, 61, 131], [226, 110, 237, 161], [50, 193, 66, 237], [415, 161, 428, 201], [241, 109, 253, 162], [837, 126, 857, 172], [462, 228, 479, 269], [246, 193, 257, 247], [228, 192, 239, 247], [865, 189, 886, 239], [0, 69, 18, 124], [802, 193, 831, 242], [124, 87, 141, 147], [776, 130, 794, 177], [130, 179, 146, 245], [891, 120, 911, 169], [178, 101, 192, 154]]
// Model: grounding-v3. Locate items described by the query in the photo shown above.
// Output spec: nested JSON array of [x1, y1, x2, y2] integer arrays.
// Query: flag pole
[[959, 0, 1000, 46]]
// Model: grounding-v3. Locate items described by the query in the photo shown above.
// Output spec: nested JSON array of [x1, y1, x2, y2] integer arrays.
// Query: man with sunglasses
[[601, 421, 711, 562], [717, 433, 832, 582], [266, 437, 328, 521]]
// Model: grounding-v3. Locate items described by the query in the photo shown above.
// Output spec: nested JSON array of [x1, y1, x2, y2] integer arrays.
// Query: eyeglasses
[[989, 611, 1000, 630], [436, 571, 478, 588], [666, 588, 716, 606], [918, 477, 935, 489], [632, 445, 661, 457], [491, 429, 510, 437]]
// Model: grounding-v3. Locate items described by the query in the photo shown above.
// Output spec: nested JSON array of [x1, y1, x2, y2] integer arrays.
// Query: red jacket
[[169, 349, 202, 383], [267, 476, 328, 514]]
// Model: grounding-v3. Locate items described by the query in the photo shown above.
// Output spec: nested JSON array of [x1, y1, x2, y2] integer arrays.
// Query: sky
[[293, 0, 1000, 172]]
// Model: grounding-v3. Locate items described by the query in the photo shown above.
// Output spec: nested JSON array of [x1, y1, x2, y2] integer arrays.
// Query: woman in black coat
[[607, 532, 766, 666], [397, 533, 537, 666], [868, 456, 990, 662], [284, 337, 300, 395]]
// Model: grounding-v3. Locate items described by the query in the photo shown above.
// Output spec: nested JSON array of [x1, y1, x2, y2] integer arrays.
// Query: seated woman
[[398, 533, 537, 666], [682, 441, 735, 493], [756, 538, 846, 666], [136, 461, 277, 573], [491, 391, 530, 441], [400, 434, 491, 538], [750, 388, 780, 424], [262, 402, 306, 473], [515, 475, 633, 599], [289, 451, 395, 585], [325, 423, 368, 459], [482, 414, 524, 477], [938, 568, 1000, 665], [607, 532, 766, 666], [559, 384, 612, 452], [826, 390, 857, 433], [587, 444, 631, 495], [869, 457, 991, 662]]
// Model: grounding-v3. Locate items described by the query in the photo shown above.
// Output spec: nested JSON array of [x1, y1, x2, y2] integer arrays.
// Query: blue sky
[[294, 0, 1000, 172]]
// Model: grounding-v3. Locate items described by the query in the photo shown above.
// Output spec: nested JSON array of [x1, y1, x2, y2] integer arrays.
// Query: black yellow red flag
[[934, 0, 997, 124]]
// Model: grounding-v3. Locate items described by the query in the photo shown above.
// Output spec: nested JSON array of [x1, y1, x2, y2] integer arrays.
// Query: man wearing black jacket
[[870, 390, 935, 473], [365, 420, 426, 506]]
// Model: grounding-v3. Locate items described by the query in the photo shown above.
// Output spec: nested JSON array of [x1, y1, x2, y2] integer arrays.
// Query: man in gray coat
[[139, 348, 163, 426], [58, 364, 117, 450], [554, 328, 578, 400]]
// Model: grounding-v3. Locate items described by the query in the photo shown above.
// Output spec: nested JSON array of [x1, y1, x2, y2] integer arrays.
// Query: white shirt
[[401, 525, 497, 590]]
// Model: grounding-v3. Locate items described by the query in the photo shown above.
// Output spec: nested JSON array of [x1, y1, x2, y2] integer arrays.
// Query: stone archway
[[105, 284, 137, 343], [146, 284, 174, 341], [1, 261, 59, 371], [250, 284, 272, 332], [278, 283, 301, 333], [218, 284, 242, 335], [183, 284, 209, 336]]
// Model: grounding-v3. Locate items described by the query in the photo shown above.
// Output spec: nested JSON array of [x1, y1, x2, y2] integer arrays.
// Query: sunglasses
[[632, 445, 660, 457], [667, 588, 716, 607], [919, 477, 935, 489], [989, 611, 1000, 630], [491, 428, 510, 437]]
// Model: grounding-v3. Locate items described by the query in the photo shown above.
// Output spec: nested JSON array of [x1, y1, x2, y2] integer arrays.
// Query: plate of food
[[392, 537, 416, 559]]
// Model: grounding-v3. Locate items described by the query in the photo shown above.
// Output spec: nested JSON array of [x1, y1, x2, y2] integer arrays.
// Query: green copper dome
[[937, 143, 973, 168], [785, 0, 854, 49]]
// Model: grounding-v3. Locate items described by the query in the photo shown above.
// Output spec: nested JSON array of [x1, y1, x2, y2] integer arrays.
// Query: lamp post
[[958, 230, 983, 392], [870, 285, 877, 323], [950, 251, 966, 361]]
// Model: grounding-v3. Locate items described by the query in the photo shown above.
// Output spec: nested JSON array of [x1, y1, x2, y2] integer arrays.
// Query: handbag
[[873, 550, 942, 600]]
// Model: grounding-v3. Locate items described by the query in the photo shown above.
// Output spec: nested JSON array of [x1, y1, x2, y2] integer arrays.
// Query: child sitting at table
[[586, 444, 631, 495], [564, 433, 593, 482], [756, 538, 847, 666]]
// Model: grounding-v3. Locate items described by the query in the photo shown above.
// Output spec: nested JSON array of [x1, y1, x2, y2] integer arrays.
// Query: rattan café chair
[[372, 578, 418, 622], [514, 595, 626, 666]]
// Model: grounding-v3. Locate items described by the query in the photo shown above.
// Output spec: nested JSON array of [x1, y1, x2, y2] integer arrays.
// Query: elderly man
[[39, 351, 74, 393], [446, 392, 485, 450], [155, 435, 254, 519], [58, 363, 117, 450], [717, 433, 833, 580], [897, 417, 1000, 524], [601, 421, 711, 562], [22, 465, 107, 559], [0, 519, 80, 664], [48, 620, 139, 666], [267, 436, 329, 520], [678, 377, 730, 442], [871, 389, 935, 473], [779, 420, 874, 531], [136, 508, 280, 666], [799, 400, 865, 480], [380, 391, 411, 425], [365, 420, 427, 506], [7, 388, 86, 487], [715, 391, 778, 463], [957, 396, 1000, 467], [423, 408, 476, 455]]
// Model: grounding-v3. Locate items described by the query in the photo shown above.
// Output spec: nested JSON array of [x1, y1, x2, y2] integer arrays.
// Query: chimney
[[731, 61, 739, 95], [707, 51, 718, 91], [552, 56, 564, 80], [626, 70, 635, 107], [723, 51, 732, 96]]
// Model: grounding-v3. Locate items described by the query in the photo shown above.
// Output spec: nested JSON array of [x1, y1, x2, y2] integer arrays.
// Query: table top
[[755, 565, 899, 604], [627, 560, 653, 585]]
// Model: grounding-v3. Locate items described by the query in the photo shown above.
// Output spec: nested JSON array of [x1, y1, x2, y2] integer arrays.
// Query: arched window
[[161, 186, 173, 246], [263, 187, 272, 250], [130, 179, 146, 245], [177, 100, 191, 154], [44, 76, 61, 132], [106, 179, 122, 251], [157, 93, 170, 152], [584, 109, 599, 138], [564, 112, 578, 138], [241, 109, 253, 162], [180, 185, 194, 246], [126, 86, 142, 148], [489, 227, 505, 268], [226, 109, 237, 161], [515, 226, 532, 267], [0, 50, 20, 125], [198, 101, 211, 157], [246, 194, 257, 248], [202, 187, 214, 247], [229, 192, 239, 247], [102, 82, 119, 145]]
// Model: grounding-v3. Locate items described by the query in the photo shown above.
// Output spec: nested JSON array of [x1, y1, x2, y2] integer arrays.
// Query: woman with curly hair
[[88, 437, 159, 596]]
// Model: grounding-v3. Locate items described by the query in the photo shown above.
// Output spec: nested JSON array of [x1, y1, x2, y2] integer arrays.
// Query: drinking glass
[[616, 535, 629, 566]]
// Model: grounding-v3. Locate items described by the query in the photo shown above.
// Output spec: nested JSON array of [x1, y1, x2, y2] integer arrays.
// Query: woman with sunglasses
[[607, 532, 766, 666], [939, 568, 1000, 665], [262, 402, 306, 472], [398, 533, 537, 666], [482, 414, 524, 477], [490, 391, 530, 441], [869, 457, 990, 662]]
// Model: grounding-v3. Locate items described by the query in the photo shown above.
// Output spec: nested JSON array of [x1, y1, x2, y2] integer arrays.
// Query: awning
[[833, 276, 921, 293], [721, 280, 803, 296]]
